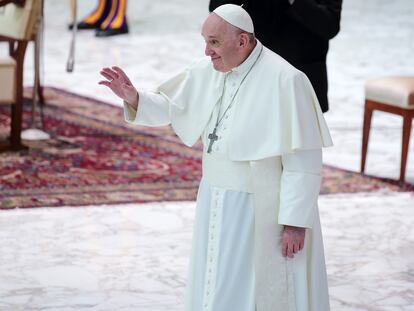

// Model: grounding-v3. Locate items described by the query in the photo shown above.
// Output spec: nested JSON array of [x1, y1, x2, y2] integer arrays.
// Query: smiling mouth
[[211, 57, 221, 61]]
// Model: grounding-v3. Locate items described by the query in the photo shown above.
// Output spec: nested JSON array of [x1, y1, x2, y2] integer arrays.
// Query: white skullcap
[[213, 4, 254, 33]]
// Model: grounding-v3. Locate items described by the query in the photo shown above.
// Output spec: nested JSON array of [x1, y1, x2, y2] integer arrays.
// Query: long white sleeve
[[278, 149, 322, 229], [123, 91, 171, 127]]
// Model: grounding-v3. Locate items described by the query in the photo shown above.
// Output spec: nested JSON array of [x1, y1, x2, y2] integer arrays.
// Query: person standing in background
[[209, 0, 342, 113], [69, 0, 129, 37]]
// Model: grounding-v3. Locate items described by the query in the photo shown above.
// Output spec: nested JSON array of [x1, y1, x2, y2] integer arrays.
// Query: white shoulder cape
[[157, 43, 333, 160]]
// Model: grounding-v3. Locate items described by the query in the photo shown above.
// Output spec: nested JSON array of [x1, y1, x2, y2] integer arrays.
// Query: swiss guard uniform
[[71, 0, 128, 37]]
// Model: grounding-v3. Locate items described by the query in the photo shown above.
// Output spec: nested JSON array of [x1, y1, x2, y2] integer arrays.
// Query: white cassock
[[124, 40, 333, 311]]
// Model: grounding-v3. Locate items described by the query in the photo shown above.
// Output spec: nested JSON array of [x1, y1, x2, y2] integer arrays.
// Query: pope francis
[[99, 4, 333, 311]]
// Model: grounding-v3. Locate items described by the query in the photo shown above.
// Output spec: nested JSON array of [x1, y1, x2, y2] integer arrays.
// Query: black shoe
[[95, 26, 129, 37], [68, 21, 100, 30]]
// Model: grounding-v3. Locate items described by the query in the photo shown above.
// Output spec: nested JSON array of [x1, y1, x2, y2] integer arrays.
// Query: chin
[[212, 62, 229, 73], [213, 67, 227, 73], [211, 59, 226, 72]]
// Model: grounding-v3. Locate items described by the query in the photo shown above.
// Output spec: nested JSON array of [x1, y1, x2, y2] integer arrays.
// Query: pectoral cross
[[207, 127, 218, 153]]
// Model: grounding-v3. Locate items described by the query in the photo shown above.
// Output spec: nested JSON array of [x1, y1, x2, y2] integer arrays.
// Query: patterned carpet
[[0, 87, 412, 209]]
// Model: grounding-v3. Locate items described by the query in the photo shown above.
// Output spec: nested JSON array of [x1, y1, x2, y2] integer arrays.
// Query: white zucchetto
[[213, 4, 254, 33]]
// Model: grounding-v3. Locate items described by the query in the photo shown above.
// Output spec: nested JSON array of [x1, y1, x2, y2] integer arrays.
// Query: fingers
[[287, 242, 294, 258], [281, 227, 306, 259], [100, 71, 115, 82], [104, 67, 119, 78], [112, 66, 132, 84], [281, 240, 288, 258], [299, 241, 304, 251], [281, 235, 295, 258], [282, 241, 299, 258], [100, 67, 119, 81], [98, 80, 111, 87]]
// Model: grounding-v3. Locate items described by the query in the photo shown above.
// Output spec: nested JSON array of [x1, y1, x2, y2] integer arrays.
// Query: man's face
[[201, 14, 241, 72]]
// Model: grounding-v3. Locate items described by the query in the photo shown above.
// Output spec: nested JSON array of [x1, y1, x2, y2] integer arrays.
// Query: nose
[[205, 44, 213, 56]]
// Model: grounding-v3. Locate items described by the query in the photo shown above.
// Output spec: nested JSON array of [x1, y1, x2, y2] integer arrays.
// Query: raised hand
[[281, 225, 305, 258], [99, 66, 138, 106]]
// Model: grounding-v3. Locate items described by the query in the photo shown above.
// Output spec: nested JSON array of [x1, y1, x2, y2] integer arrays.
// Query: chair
[[0, 0, 42, 151], [361, 76, 414, 184]]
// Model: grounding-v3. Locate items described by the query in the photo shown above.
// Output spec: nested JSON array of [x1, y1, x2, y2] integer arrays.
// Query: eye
[[210, 39, 220, 47]]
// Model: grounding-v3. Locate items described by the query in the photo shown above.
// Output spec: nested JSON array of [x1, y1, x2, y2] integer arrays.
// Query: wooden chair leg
[[400, 114, 413, 183], [10, 60, 23, 149], [361, 101, 373, 174], [8, 40, 28, 151], [10, 99, 23, 149]]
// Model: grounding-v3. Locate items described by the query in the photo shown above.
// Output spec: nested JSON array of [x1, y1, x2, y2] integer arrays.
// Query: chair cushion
[[0, 56, 16, 104], [365, 76, 414, 109], [0, 0, 41, 40]]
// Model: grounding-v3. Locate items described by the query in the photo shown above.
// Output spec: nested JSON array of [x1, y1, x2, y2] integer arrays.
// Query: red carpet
[[0, 87, 412, 209]]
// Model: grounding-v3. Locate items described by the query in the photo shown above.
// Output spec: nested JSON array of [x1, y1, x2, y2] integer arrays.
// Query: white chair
[[0, 57, 16, 104], [361, 76, 414, 184], [0, 0, 41, 150]]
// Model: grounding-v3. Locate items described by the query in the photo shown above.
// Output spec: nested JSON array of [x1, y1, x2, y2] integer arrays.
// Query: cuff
[[124, 101, 138, 123], [278, 171, 321, 229]]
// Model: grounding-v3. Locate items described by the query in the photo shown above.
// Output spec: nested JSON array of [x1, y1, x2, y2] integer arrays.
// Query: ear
[[239, 33, 250, 48]]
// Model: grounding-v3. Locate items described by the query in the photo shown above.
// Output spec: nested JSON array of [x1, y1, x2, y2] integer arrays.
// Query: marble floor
[[1, 193, 413, 311], [0, 0, 414, 310]]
